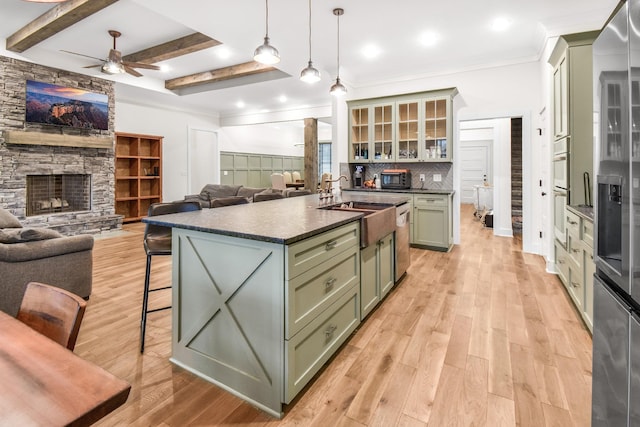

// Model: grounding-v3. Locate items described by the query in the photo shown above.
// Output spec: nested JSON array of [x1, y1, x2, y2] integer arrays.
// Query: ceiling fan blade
[[83, 64, 102, 69], [123, 65, 143, 77], [61, 50, 105, 62], [122, 61, 160, 71]]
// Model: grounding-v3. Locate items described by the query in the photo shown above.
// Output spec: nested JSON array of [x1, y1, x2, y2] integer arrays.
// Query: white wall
[[218, 122, 306, 156], [115, 100, 219, 202]]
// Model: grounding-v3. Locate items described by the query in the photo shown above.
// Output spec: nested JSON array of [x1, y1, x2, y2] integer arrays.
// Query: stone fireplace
[[0, 55, 122, 235], [26, 174, 91, 217]]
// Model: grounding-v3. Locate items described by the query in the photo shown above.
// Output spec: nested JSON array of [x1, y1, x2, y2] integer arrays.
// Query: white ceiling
[[0, 0, 620, 120]]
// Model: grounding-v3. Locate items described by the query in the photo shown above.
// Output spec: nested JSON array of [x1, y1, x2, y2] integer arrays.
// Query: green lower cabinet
[[412, 194, 452, 251], [360, 232, 395, 320]]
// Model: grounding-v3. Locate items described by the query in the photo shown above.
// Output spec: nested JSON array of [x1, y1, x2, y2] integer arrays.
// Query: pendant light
[[330, 8, 347, 96], [254, 0, 280, 65], [300, 0, 320, 83]]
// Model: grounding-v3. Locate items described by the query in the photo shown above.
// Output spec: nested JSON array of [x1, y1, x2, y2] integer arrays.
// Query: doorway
[[459, 118, 515, 239], [187, 128, 219, 194]]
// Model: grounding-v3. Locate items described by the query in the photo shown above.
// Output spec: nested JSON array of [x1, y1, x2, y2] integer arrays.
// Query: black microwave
[[380, 169, 412, 189]]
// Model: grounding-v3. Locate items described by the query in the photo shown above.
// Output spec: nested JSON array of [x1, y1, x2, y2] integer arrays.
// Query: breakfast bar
[[143, 193, 408, 417]]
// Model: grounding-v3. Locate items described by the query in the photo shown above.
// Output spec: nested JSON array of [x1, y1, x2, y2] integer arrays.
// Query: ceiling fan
[[62, 30, 160, 77]]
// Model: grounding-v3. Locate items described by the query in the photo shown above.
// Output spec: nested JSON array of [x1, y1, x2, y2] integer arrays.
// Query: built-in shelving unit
[[114, 132, 162, 222]]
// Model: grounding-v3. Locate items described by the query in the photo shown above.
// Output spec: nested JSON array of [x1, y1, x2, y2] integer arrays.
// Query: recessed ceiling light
[[491, 17, 512, 32], [216, 46, 232, 60], [279, 95, 287, 102], [362, 44, 381, 59], [159, 64, 171, 73], [236, 101, 245, 108], [420, 31, 440, 47]]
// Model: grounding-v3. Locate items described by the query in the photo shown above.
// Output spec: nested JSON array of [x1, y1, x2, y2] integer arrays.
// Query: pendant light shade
[[300, 0, 320, 83], [254, 0, 280, 65], [330, 8, 346, 96]]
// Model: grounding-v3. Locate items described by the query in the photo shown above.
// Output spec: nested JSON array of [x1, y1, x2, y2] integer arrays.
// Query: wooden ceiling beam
[[6, 0, 120, 53], [123, 33, 221, 65], [165, 61, 277, 91]]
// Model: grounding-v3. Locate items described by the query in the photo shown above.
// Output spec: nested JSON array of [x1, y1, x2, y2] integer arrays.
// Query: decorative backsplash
[[339, 162, 453, 190]]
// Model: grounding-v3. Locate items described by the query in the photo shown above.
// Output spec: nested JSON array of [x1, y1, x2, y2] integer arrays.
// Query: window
[[318, 142, 332, 181]]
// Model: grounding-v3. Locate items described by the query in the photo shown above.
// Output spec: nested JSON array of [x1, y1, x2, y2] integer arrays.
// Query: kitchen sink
[[320, 202, 396, 248]]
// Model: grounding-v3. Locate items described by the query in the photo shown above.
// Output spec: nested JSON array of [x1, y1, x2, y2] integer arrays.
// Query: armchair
[[0, 208, 93, 316]]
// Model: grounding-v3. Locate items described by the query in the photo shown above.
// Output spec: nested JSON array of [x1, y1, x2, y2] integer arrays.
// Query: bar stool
[[140, 201, 201, 353]]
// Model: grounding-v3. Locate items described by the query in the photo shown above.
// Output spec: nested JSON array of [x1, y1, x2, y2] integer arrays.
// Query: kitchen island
[[142, 193, 409, 417]]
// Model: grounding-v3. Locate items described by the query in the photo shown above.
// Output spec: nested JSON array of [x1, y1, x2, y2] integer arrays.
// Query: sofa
[[0, 208, 94, 317], [184, 184, 267, 208]]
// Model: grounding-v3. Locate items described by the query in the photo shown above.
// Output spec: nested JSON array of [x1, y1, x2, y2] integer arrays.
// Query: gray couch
[[0, 208, 94, 316], [184, 184, 267, 207]]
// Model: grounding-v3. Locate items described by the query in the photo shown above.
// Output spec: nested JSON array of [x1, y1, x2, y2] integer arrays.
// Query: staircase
[[511, 118, 523, 234]]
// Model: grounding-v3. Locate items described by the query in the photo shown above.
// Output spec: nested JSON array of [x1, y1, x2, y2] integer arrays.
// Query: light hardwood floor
[[79, 203, 592, 426]]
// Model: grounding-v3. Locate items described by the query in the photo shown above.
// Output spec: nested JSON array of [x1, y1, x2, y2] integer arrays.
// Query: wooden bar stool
[[140, 201, 201, 353]]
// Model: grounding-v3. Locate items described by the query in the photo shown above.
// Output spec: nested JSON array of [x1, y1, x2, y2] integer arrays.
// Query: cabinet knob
[[325, 277, 337, 291], [325, 324, 338, 341], [325, 240, 338, 250]]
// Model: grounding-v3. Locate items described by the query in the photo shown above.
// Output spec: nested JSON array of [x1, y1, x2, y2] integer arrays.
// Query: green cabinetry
[[554, 207, 594, 332], [170, 221, 361, 417], [360, 232, 394, 319], [413, 193, 453, 251], [348, 88, 457, 163]]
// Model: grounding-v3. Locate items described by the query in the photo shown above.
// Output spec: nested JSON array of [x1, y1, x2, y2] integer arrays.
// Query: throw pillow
[[0, 208, 23, 228], [0, 227, 63, 244]]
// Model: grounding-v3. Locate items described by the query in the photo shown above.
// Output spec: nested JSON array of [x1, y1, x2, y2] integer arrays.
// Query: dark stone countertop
[[567, 205, 594, 222], [142, 193, 411, 245], [343, 187, 455, 195]]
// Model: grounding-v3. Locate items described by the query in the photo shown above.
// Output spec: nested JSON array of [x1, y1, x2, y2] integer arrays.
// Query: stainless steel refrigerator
[[593, 1, 640, 425]]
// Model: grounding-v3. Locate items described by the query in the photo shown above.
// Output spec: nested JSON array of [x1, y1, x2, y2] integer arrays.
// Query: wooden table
[[0, 311, 131, 426], [286, 181, 305, 189]]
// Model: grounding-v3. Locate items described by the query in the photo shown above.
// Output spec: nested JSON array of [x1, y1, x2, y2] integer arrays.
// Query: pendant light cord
[[265, 0, 270, 38], [336, 10, 341, 78], [308, 0, 312, 62]]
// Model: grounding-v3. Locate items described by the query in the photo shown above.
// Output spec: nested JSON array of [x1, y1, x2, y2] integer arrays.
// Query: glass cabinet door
[[372, 104, 394, 162], [349, 106, 370, 161], [422, 97, 449, 161], [396, 100, 420, 161]]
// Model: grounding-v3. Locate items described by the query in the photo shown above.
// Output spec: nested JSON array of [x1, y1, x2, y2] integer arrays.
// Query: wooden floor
[[79, 204, 592, 426]]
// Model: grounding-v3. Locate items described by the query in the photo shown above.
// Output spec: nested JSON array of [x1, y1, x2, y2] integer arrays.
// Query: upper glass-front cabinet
[[373, 103, 394, 162], [348, 88, 457, 163], [350, 106, 370, 161], [423, 97, 450, 161], [396, 100, 419, 161]]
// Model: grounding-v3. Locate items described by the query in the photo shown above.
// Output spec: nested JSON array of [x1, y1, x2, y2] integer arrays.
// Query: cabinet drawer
[[286, 246, 359, 338], [565, 209, 580, 239], [568, 261, 584, 311], [413, 194, 447, 207], [284, 286, 360, 402], [555, 240, 569, 285], [567, 231, 582, 268], [582, 219, 594, 248], [287, 222, 359, 280]]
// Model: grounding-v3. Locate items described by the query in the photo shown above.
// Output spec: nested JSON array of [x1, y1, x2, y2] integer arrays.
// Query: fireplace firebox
[[26, 174, 91, 217]]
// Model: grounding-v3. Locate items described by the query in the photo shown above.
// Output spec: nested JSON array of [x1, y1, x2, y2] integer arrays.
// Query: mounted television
[[25, 80, 109, 130]]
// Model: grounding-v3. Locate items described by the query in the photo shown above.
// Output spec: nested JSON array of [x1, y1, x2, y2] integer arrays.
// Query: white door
[[459, 141, 492, 205], [188, 128, 219, 194]]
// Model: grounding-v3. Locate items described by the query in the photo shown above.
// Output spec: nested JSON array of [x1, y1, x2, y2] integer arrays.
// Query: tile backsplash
[[339, 162, 453, 190]]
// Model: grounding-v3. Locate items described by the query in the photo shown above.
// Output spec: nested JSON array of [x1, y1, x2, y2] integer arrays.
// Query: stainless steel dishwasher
[[395, 202, 410, 281]]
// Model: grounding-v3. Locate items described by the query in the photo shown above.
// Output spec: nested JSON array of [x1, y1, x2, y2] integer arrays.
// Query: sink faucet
[[319, 175, 348, 200]]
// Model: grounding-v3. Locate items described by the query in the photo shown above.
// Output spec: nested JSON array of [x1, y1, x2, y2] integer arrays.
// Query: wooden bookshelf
[[114, 132, 162, 222]]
